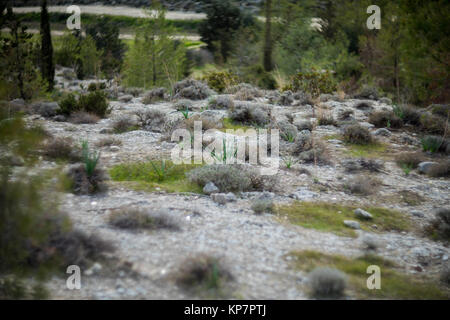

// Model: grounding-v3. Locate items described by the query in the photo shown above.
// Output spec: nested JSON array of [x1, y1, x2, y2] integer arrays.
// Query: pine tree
[[40, 0, 54, 91]]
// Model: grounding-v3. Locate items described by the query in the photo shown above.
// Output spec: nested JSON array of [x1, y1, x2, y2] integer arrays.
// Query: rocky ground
[[11, 67, 450, 299]]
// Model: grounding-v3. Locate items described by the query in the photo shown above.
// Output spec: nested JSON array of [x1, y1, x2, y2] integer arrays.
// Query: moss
[[276, 202, 411, 238], [109, 160, 203, 194], [290, 251, 448, 299]]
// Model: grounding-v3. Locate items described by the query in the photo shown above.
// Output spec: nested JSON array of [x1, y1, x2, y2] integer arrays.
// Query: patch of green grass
[[276, 202, 411, 238], [290, 250, 448, 299], [109, 160, 203, 193], [221, 118, 254, 132], [343, 142, 387, 158]]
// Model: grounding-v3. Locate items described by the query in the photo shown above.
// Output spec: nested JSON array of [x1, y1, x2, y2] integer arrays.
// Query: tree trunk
[[40, 0, 54, 90], [263, 0, 273, 72]]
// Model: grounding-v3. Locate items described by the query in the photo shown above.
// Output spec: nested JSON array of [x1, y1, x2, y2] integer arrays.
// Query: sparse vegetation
[[108, 208, 179, 231], [187, 164, 276, 193], [290, 251, 448, 299], [110, 160, 202, 193], [276, 202, 410, 238]]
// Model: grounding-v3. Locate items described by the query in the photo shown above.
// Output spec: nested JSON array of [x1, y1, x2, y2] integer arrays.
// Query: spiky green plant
[[81, 140, 100, 176], [150, 159, 168, 181]]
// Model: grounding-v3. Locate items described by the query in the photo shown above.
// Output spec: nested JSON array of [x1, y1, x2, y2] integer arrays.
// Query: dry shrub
[[95, 137, 122, 148], [66, 163, 108, 195], [108, 208, 180, 231], [175, 254, 233, 291], [185, 114, 220, 131], [395, 152, 426, 169], [43, 137, 81, 162], [427, 160, 450, 178], [113, 116, 139, 133], [345, 175, 380, 195], [308, 267, 347, 299], [343, 124, 373, 144], [68, 111, 100, 124], [369, 111, 403, 128]]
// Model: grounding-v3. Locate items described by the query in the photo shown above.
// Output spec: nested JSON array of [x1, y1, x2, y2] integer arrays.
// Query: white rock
[[203, 182, 219, 195], [354, 208, 373, 220], [344, 220, 361, 229]]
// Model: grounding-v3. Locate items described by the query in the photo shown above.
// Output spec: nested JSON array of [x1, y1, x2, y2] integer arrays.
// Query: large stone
[[344, 220, 361, 229], [374, 128, 391, 137], [211, 192, 236, 204], [203, 182, 219, 195], [354, 208, 373, 220], [418, 162, 437, 174]]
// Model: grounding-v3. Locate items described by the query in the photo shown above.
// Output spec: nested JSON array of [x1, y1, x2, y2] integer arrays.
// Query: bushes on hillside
[[289, 70, 336, 98], [203, 71, 237, 93], [58, 91, 109, 118]]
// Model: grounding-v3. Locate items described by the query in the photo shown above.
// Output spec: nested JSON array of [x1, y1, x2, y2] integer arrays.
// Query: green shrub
[[343, 124, 372, 144], [203, 70, 238, 93], [58, 91, 109, 118], [58, 93, 80, 116], [291, 70, 336, 98], [78, 90, 110, 118], [87, 82, 106, 92], [240, 65, 277, 90], [421, 135, 444, 153]]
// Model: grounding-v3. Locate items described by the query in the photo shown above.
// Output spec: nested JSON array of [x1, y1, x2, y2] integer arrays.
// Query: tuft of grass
[[174, 254, 233, 297], [421, 135, 444, 153], [276, 202, 411, 238], [81, 141, 100, 177], [290, 250, 448, 299], [109, 160, 202, 194]]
